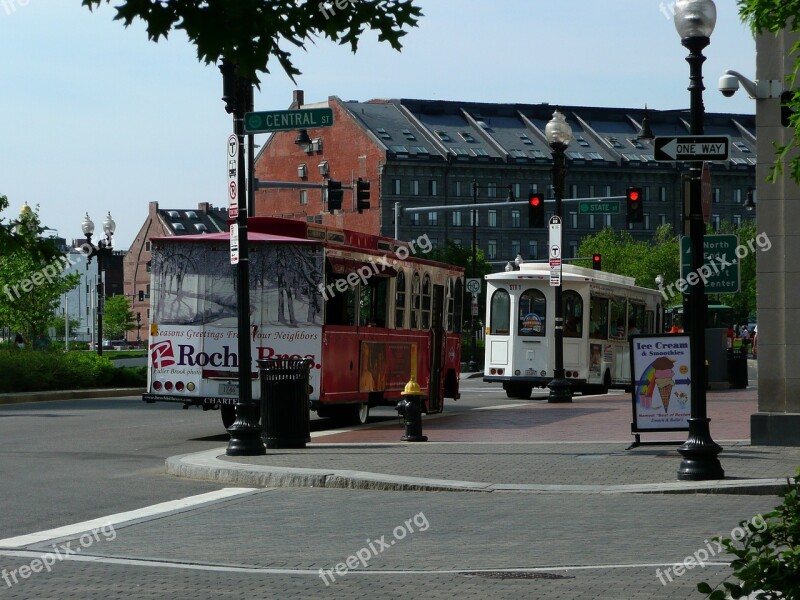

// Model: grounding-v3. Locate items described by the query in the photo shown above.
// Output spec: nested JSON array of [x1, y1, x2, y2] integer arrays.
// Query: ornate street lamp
[[674, 0, 724, 480], [545, 110, 573, 403], [81, 212, 115, 357]]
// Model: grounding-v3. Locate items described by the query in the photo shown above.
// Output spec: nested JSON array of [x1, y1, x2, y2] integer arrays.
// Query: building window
[[428, 212, 438, 226], [511, 210, 520, 228], [453, 238, 462, 248], [488, 210, 497, 227], [299, 190, 307, 205], [733, 189, 742, 203], [145, 241, 151, 252], [529, 183, 539, 194], [393, 179, 401, 195], [411, 213, 420, 226], [511, 239, 520, 258], [570, 184, 578, 198], [604, 214, 612, 227], [713, 188, 721, 203], [734, 214, 742, 227], [411, 180, 419, 196], [452, 211, 462, 227], [644, 213, 650, 229], [454, 181, 462, 197], [529, 240, 538, 259], [603, 185, 612, 197], [589, 214, 595, 229], [660, 186, 667, 202], [429, 180, 438, 196], [470, 211, 479, 227], [659, 214, 667, 226], [487, 239, 497, 260], [487, 182, 497, 198], [569, 212, 577, 228], [712, 214, 720, 231], [513, 183, 521, 199], [569, 241, 578, 258]]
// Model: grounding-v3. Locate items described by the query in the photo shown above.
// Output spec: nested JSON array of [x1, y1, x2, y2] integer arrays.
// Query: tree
[[577, 224, 681, 294], [103, 295, 136, 340], [708, 220, 759, 325], [737, 0, 800, 182], [81, 0, 422, 84], [0, 197, 80, 339], [49, 314, 82, 341]]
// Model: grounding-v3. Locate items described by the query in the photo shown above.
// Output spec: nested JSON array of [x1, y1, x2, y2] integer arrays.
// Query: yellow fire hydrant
[[396, 376, 428, 442]]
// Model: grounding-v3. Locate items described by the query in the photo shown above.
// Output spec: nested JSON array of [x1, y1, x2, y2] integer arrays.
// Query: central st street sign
[[244, 108, 334, 133], [578, 201, 620, 215], [654, 135, 730, 161], [679, 234, 740, 294]]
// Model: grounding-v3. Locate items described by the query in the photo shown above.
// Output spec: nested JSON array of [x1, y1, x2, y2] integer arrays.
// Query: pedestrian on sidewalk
[[14, 333, 25, 350]]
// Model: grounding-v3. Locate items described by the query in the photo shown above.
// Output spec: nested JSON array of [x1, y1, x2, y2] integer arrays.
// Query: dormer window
[[311, 138, 323, 152], [298, 163, 308, 178], [318, 161, 329, 176], [185, 211, 199, 220]]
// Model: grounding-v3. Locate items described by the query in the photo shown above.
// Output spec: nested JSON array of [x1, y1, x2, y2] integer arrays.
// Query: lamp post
[[220, 59, 265, 456], [545, 110, 573, 403], [674, 0, 724, 480], [81, 212, 115, 357], [468, 179, 479, 373]]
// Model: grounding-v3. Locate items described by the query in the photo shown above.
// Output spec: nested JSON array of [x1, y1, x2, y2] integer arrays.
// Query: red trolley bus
[[143, 217, 464, 427]]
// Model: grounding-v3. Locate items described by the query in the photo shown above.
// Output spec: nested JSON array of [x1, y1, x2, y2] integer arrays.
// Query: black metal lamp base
[[547, 377, 573, 403], [226, 403, 265, 456], [677, 418, 723, 480]]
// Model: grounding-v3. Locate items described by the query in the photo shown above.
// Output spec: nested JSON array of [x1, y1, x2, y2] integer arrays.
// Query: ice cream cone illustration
[[652, 357, 676, 414]]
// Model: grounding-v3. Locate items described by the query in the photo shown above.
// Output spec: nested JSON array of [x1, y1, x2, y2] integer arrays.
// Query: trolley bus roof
[[487, 263, 641, 288]]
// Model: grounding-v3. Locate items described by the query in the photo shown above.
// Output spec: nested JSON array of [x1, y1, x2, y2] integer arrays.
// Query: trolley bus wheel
[[350, 402, 370, 425], [601, 370, 611, 395], [221, 405, 236, 429], [505, 384, 532, 400]]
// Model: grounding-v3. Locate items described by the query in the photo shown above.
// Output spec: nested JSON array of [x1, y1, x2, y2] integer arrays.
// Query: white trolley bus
[[483, 263, 663, 399]]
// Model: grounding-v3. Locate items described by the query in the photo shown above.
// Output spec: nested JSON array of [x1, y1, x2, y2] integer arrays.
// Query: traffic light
[[327, 179, 343, 213], [592, 254, 602, 271], [626, 187, 643, 223], [138, 290, 144, 302], [528, 193, 544, 228], [356, 178, 371, 214]]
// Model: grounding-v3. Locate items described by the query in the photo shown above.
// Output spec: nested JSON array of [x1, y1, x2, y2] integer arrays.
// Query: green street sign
[[680, 235, 740, 294], [244, 108, 334, 133], [578, 201, 620, 215]]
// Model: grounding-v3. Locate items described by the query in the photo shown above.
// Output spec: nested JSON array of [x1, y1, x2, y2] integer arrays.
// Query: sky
[[1, 0, 757, 249]]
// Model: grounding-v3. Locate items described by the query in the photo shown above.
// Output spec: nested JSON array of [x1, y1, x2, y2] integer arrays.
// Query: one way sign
[[654, 135, 730, 161]]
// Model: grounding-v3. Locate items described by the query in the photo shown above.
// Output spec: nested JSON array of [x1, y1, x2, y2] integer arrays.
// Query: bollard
[[396, 376, 428, 442]]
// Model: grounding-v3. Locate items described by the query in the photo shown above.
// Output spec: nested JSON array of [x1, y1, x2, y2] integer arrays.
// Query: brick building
[[123, 201, 228, 343], [254, 92, 756, 263]]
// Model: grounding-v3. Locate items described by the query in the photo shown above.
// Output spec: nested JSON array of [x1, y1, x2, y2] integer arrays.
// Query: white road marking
[[0, 550, 730, 575], [0, 488, 260, 549]]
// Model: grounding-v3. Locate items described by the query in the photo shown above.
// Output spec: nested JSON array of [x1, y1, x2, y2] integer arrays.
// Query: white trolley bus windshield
[[483, 263, 662, 399]]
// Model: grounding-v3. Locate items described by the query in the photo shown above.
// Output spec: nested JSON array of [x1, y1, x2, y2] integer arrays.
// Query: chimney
[[292, 90, 304, 108], [197, 202, 210, 214]]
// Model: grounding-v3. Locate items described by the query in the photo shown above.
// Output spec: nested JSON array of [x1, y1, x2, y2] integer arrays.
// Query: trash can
[[727, 348, 748, 389], [258, 358, 312, 449]]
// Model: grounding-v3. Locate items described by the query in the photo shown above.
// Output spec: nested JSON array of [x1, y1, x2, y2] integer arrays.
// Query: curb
[[166, 448, 794, 496], [0, 388, 145, 405]]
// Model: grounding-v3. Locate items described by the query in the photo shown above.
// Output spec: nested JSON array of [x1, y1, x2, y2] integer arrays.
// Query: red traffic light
[[592, 253, 602, 271], [530, 195, 542, 207], [627, 189, 640, 201]]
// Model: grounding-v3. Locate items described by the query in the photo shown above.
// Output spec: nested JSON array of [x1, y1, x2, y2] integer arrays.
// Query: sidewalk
[[168, 384, 800, 495]]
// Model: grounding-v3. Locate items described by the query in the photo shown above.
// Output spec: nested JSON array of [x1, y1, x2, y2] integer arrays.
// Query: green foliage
[[81, 0, 422, 84], [428, 240, 492, 328], [737, 0, 800, 183], [698, 468, 800, 599], [0, 349, 115, 392], [103, 295, 136, 340], [0, 197, 81, 338], [109, 365, 147, 387], [577, 224, 680, 291], [49, 314, 81, 341]]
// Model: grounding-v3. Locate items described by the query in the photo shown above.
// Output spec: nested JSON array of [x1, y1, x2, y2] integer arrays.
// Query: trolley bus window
[[453, 278, 464, 333], [421, 273, 432, 330], [610, 299, 626, 339], [627, 303, 646, 335], [360, 278, 388, 327], [563, 290, 583, 338], [518, 289, 546, 337], [589, 296, 609, 340], [411, 272, 421, 329], [395, 270, 406, 329], [446, 278, 454, 332], [490, 289, 511, 335], [325, 278, 357, 326]]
